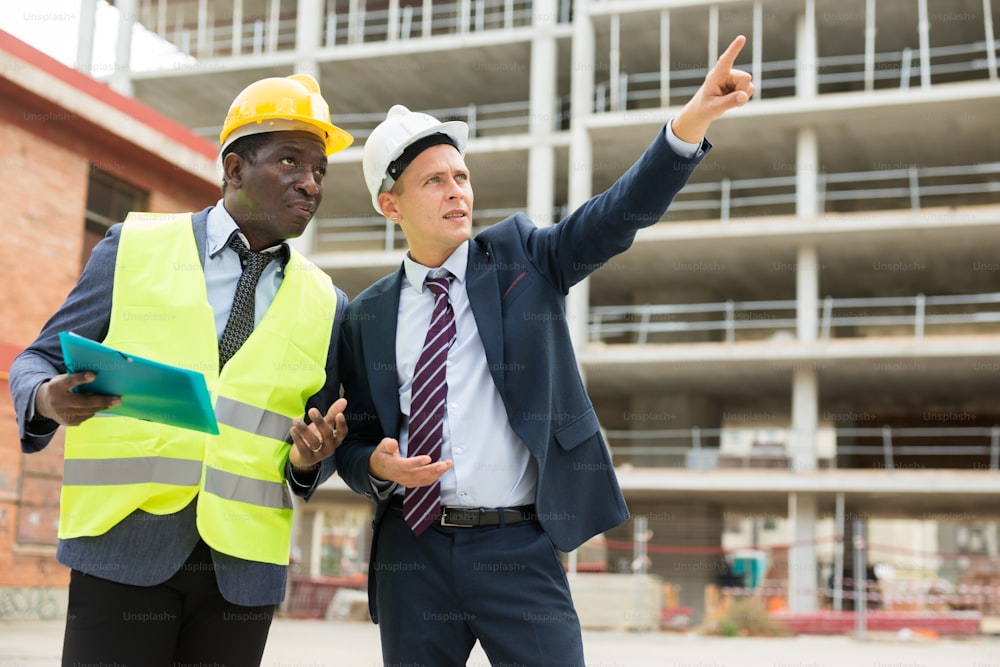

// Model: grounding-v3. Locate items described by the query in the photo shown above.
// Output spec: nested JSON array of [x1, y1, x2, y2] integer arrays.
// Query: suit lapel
[[363, 269, 405, 436], [465, 241, 505, 392]]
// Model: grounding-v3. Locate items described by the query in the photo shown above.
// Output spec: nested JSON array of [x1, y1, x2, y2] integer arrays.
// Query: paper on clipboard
[[59, 331, 219, 435]]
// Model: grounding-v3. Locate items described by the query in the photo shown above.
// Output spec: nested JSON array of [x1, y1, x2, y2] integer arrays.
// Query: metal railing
[[596, 39, 1000, 112], [604, 425, 1000, 471], [328, 98, 568, 142], [314, 160, 1000, 249], [588, 292, 1000, 345], [150, 0, 561, 63], [680, 162, 1000, 220], [669, 161, 1000, 221]]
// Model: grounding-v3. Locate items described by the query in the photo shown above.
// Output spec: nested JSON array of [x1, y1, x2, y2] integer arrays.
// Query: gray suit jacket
[[336, 127, 709, 621], [9, 207, 347, 606]]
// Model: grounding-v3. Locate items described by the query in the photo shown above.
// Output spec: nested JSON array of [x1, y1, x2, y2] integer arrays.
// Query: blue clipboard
[[59, 331, 219, 435]]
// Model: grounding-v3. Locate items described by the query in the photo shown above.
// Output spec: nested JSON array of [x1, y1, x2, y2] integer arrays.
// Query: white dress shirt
[[397, 243, 537, 508]]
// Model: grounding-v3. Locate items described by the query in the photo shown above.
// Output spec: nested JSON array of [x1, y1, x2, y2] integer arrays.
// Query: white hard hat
[[363, 104, 469, 214]]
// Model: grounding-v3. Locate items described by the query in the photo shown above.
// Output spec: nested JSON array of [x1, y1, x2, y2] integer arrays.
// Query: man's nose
[[297, 170, 320, 196]]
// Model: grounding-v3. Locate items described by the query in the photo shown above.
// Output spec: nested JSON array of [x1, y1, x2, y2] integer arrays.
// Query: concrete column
[[659, 11, 670, 108], [232, 0, 244, 56], [864, 0, 876, 91], [796, 0, 817, 99], [295, 0, 323, 71], [796, 127, 818, 218], [797, 245, 818, 341], [309, 510, 325, 577], [422, 0, 432, 38], [795, 122, 820, 483], [527, 0, 557, 226], [791, 366, 818, 472], [985, 0, 998, 80], [289, 0, 325, 258], [752, 2, 763, 98], [527, 146, 556, 227], [156, 0, 167, 37], [197, 0, 209, 56], [268, 0, 281, 52], [609, 14, 620, 112], [566, 0, 594, 354], [388, 0, 400, 41], [109, 0, 135, 96], [707, 4, 718, 68], [796, 127, 819, 341], [788, 492, 818, 612], [76, 0, 98, 75], [918, 0, 931, 88]]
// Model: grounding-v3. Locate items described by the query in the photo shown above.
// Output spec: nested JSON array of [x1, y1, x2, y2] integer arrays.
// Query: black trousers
[[61, 539, 275, 667], [375, 510, 585, 667]]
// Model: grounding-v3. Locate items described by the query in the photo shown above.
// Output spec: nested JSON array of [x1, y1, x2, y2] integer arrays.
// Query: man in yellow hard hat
[[10, 74, 351, 665]]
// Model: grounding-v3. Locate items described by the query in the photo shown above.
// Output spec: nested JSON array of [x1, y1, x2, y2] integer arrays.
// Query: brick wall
[[0, 82, 217, 602], [0, 119, 89, 349]]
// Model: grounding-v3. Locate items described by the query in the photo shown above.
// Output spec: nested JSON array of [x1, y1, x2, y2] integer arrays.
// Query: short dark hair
[[220, 132, 277, 192]]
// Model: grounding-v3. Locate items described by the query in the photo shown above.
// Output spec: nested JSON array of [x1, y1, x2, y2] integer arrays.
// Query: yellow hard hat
[[220, 74, 353, 156]]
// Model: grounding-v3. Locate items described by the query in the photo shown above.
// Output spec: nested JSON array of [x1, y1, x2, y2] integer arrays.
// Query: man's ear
[[378, 192, 401, 223], [222, 152, 244, 190]]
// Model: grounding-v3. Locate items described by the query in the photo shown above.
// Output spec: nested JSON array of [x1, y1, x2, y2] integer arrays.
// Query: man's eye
[[281, 157, 296, 166]]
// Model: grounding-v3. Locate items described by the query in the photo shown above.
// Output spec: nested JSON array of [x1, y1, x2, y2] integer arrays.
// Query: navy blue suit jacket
[[9, 207, 347, 606], [336, 127, 709, 619]]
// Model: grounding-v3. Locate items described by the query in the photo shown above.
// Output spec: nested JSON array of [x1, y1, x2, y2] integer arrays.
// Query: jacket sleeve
[[519, 125, 710, 294], [286, 286, 349, 499], [10, 225, 120, 453], [333, 303, 383, 500]]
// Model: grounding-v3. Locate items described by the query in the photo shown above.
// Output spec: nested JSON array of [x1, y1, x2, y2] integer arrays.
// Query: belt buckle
[[439, 506, 464, 527]]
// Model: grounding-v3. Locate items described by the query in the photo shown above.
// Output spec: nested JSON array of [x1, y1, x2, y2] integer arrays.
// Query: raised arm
[[673, 34, 755, 144]]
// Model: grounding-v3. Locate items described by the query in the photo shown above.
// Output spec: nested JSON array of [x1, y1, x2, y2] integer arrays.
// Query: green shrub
[[703, 598, 792, 637]]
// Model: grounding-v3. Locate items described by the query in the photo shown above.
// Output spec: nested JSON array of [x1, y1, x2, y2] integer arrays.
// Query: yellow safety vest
[[59, 212, 336, 565]]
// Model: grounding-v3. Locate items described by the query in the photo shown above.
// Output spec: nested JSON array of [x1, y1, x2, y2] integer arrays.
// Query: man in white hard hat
[[10, 74, 351, 665], [337, 37, 754, 665]]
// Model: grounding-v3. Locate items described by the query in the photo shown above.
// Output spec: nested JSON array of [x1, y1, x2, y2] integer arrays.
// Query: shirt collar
[[207, 201, 289, 267], [402, 241, 469, 293]]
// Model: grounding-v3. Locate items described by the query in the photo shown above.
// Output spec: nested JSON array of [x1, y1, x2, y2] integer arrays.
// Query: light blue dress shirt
[[204, 201, 287, 336]]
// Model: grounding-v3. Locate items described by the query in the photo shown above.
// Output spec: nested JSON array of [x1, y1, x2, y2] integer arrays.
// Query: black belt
[[388, 496, 536, 527]]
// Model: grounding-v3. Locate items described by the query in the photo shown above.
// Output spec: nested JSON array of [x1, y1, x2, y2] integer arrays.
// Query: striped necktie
[[404, 273, 456, 535], [218, 235, 275, 369]]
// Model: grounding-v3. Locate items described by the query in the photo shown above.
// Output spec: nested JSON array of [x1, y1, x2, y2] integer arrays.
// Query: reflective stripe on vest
[[204, 467, 293, 510], [62, 457, 203, 487], [214, 395, 293, 443], [61, 455, 296, 511]]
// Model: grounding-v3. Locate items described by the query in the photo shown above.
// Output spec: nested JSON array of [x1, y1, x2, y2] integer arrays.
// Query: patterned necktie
[[404, 273, 456, 536], [218, 235, 275, 369]]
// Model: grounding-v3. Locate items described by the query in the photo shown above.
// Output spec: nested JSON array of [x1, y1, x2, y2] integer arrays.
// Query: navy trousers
[[61, 539, 275, 667], [375, 508, 585, 667]]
